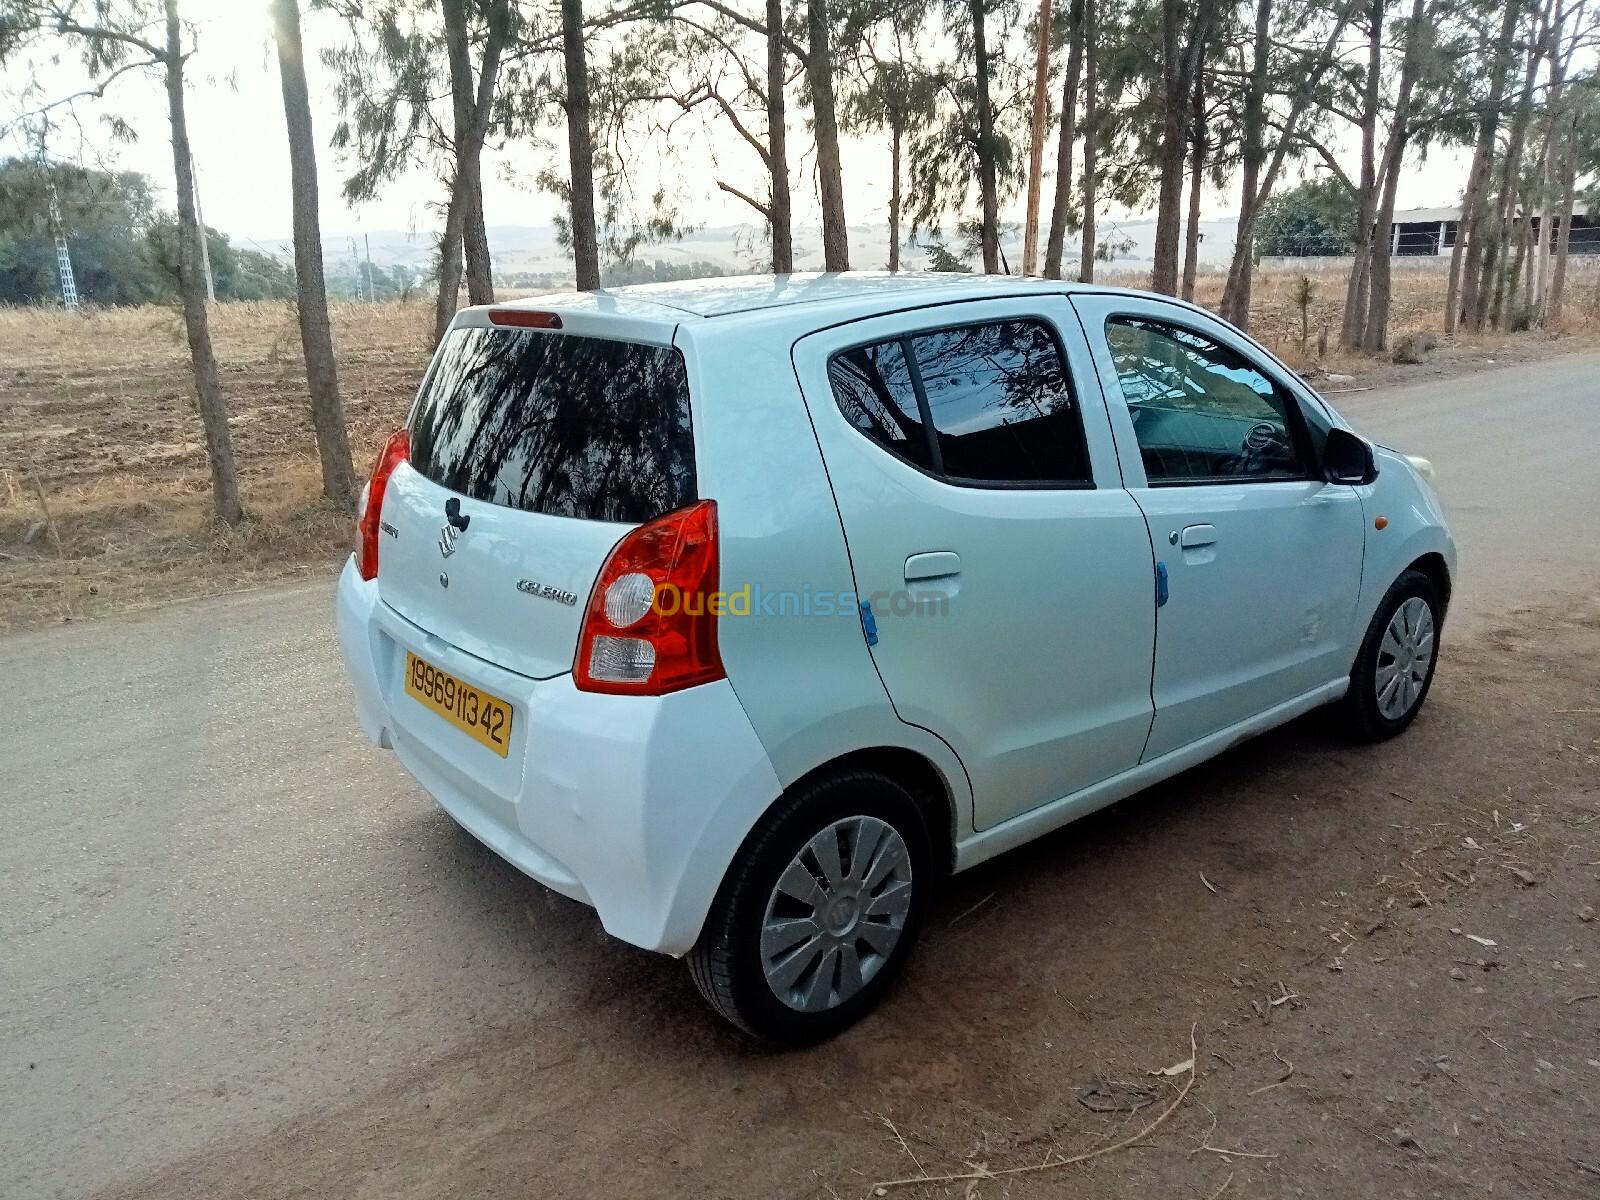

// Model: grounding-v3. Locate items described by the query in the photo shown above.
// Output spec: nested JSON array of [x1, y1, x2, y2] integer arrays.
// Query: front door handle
[[904, 551, 961, 581], [1179, 524, 1217, 549]]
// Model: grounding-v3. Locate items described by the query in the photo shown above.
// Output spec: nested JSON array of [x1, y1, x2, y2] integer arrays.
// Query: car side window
[[1105, 317, 1308, 485], [827, 339, 937, 473], [827, 319, 1092, 488]]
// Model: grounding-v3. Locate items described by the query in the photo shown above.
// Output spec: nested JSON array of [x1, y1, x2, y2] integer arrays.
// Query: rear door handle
[[904, 551, 961, 581], [1179, 524, 1217, 549]]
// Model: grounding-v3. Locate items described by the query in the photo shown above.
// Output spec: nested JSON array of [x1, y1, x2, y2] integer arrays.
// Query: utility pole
[[364, 233, 375, 302], [191, 171, 216, 302], [1022, 0, 1054, 276], [45, 176, 80, 311]]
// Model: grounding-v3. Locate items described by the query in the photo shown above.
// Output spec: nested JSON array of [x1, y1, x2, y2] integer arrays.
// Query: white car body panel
[[336, 556, 783, 955], [789, 296, 1157, 831], [683, 327, 970, 810], [332, 273, 1456, 962], [1070, 293, 1367, 758], [1349, 445, 1456, 632], [956, 678, 1350, 870], [379, 463, 627, 680]]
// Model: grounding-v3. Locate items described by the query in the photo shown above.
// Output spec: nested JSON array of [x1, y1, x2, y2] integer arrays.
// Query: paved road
[[3, 353, 1597, 1199], [1329, 352, 1600, 635]]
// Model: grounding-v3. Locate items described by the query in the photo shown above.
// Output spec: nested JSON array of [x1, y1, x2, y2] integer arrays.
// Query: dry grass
[[2, 265, 1598, 632], [0, 299, 434, 631]]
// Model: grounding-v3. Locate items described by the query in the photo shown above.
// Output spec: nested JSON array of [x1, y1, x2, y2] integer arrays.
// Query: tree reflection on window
[[410, 328, 696, 523], [1105, 318, 1304, 484], [827, 319, 1091, 486], [827, 340, 936, 472]]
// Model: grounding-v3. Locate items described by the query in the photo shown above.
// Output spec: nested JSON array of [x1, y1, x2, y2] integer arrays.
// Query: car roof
[[492, 271, 1097, 321]]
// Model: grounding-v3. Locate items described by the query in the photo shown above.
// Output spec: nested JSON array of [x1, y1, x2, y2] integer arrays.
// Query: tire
[[1341, 568, 1442, 741], [687, 768, 933, 1044]]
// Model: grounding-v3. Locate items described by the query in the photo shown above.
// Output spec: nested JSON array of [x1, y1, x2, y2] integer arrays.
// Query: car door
[[792, 296, 1156, 832], [1070, 294, 1365, 761]]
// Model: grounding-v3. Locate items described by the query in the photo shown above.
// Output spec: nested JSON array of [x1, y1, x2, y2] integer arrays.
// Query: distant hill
[[246, 217, 1243, 289]]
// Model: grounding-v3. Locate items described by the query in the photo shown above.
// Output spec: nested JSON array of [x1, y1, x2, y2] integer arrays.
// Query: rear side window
[[409, 327, 695, 523], [827, 318, 1091, 487], [827, 340, 937, 473]]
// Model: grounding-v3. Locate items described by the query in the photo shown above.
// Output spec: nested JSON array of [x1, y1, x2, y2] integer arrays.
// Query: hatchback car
[[335, 273, 1454, 1042]]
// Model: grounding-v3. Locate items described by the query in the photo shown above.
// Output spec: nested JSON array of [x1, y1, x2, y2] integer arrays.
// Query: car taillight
[[574, 500, 724, 695], [356, 428, 410, 581]]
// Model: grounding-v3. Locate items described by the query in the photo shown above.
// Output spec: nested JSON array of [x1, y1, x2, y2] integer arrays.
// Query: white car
[[335, 273, 1454, 1042]]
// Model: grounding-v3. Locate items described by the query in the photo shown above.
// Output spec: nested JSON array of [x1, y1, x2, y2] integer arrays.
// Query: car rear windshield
[[409, 326, 696, 524]]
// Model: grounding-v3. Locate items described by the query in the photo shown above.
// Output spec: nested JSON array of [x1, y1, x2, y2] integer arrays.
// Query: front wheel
[[687, 769, 932, 1044], [1341, 568, 1442, 741]]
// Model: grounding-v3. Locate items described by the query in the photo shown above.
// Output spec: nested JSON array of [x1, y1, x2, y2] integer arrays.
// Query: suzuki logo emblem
[[438, 523, 459, 558]]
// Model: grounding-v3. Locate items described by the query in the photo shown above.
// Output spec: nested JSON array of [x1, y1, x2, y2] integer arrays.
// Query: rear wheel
[[1342, 568, 1442, 741], [687, 769, 932, 1044]]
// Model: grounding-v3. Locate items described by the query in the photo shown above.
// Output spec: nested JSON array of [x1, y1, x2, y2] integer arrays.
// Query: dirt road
[[3, 356, 1597, 1199]]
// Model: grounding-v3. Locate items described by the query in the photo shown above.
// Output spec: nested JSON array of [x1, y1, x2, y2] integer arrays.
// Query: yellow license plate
[[404, 651, 513, 757]]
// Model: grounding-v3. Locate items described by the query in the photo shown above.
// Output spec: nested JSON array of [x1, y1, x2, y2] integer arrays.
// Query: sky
[[2, 3, 1476, 251]]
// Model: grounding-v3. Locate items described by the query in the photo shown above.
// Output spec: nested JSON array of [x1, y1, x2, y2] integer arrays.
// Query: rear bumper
[[333, 557, 783, 956]]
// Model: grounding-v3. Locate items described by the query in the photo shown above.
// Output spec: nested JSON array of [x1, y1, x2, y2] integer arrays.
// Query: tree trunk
[[1151, 0, 1184, 294], [562, 0, 600, 289], [1534, 0, 1567, 324], [163, 0, 242, 525], [272, 0, 356, 510], [444, 0, 486, 305], [1361, 0, 1426, 352], [1219, 0, 1269, 323], [1149, 127, 1186, 293], [435, 0, 506, 335], [1220, 0, 1352, 326], [1503, 209, 1532, 324], [971, 0, 1000, 272], [1023, 0, 1053, 276], [1043, 0, 1084, 280], [433, 186, 467, 346], [441, 0, 497, 305], [1478, 22, 1543, 329], [1078, 0, 1097, 282], [1181, 65, 1205, 302], [1361, 170, 1400, 352], [807, 0, 849, 270], [1519, 195, 1536, 314], [889, 122, 903, 272], [1151, 0, 1206, 296], [765, 0, 793, 272], [462, 166, 492, 302], [1341, 0, 1383, 350], [1021, 0, 1050, 274], [1451, 0, 1519, 334], [1548, 104, 1578, 326]]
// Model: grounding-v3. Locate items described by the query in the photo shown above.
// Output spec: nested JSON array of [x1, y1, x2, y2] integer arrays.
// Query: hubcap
[[760, 816, 913, 1013], [1375, 596, 1435, 720]]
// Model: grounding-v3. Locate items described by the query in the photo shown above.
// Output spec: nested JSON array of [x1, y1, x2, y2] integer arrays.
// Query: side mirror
[[1323, 427, 1377, 485]]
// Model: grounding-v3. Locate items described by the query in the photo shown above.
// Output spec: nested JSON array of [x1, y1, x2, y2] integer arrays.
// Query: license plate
[[403, 651, 513, 757]]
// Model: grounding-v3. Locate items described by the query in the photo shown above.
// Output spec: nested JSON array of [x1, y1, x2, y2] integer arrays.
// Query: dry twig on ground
[[869, 1025, 1199, 1193]]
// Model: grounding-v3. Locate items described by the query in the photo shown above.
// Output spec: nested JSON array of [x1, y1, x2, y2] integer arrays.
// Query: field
[[0, 300, 432, 629], [1, 266, 1596, 631]]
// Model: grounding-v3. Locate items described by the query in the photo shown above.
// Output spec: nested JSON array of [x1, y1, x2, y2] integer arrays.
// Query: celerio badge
[[517, 579, 579, 606]]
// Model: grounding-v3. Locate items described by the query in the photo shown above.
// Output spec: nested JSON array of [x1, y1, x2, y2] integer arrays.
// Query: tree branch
[[0, 54, 165, 133], [48, 17, 167, 62], [1285, 125, 1356, 192], [716, 178, 771, 219]]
